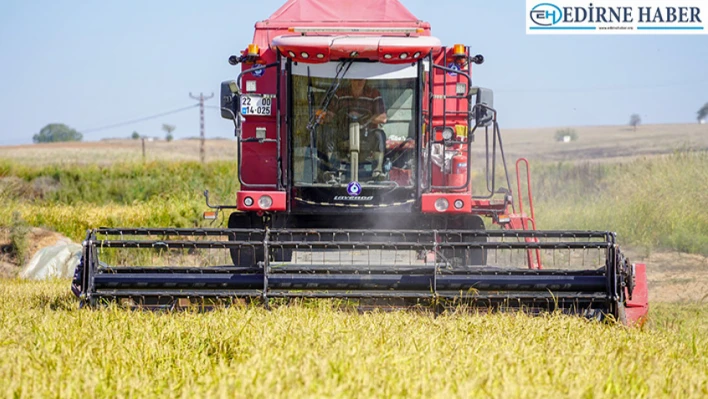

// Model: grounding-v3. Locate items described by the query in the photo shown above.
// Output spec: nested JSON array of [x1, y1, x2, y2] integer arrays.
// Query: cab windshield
[[291, 62, 418, 188]]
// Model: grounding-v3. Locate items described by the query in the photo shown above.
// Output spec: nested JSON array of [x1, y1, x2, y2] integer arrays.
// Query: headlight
[[244, 197, 254, 207], [454, 199, 464, 209], [442, 127, 454, 141], [434, 198, 449, 212], [258, 195, 273, 209]]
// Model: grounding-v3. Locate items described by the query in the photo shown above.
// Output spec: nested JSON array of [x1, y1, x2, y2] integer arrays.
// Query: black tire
[[71, 260, 83, 298], [439, 215, 487, 267], [271, 247, 293, 263], [227, 212, 292, 266], [228, 213, 264, 266]]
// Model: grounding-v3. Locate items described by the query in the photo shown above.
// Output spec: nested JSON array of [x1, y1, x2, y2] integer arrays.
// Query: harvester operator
[[321, 79, 388, 179]]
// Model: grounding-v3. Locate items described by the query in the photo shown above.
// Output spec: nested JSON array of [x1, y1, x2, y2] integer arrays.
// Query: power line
[[80, 104, 198, 134], [189, 92, 214, 163]]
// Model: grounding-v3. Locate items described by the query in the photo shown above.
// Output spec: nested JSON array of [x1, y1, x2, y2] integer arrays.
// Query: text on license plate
[[241, 95, 273, 116]]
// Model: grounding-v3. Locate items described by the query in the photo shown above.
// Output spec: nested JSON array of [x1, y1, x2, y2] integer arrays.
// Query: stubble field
[[1, 123, 706, 166]]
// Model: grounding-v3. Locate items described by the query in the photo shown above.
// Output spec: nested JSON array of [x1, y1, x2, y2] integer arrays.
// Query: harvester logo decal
[[346, 181, 362, 196], [447, 62, 461, 77]]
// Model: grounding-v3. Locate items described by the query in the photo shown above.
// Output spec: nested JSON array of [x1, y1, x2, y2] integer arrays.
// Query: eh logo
[[530, 3, 563, 26]]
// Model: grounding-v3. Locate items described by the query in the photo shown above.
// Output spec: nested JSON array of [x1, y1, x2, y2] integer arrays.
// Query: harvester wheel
[[227, 213, 292, 266], [439, 215, 487, 266], [228, 213, 265, 267]]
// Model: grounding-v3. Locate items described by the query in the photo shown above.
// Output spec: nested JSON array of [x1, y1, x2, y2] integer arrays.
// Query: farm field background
[[1, 123, 706, 166], [1, 123, 707, 397]]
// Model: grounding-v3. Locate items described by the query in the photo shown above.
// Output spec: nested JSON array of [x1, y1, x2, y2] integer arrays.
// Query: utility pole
[[189, 92, 214, 163]]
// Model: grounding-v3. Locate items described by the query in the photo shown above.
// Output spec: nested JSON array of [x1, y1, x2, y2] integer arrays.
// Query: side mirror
[[473, 87, 494, 127], [220, 80, 240, 120]]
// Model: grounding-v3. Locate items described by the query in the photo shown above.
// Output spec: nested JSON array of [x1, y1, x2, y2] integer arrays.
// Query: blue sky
[[0, 0, 706, 145]]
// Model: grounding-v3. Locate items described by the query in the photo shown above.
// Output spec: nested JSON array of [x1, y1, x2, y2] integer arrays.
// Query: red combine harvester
[[73, 0, 648, 324]]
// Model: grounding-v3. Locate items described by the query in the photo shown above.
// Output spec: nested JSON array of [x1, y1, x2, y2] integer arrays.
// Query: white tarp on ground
[[20, 242, 81, 279]]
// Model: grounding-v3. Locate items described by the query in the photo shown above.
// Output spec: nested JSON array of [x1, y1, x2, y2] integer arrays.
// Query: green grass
[[0, 280, 706, 398], [0, 160, 238, 205], [527, 151, 708, 255], [0, 161, 238, 241], [2, 151, 707, 255]]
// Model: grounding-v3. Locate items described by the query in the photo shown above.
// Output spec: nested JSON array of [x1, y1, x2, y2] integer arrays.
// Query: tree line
[[33, 123, 178, 143], [32, 103, 708, 143]]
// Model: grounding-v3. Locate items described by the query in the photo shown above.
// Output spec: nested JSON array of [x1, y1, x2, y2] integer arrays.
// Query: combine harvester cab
[[72, 0, 648, 325]]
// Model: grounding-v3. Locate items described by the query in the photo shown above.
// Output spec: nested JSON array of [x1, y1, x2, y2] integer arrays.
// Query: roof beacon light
[[453, 44, 466, 57], [247, 44, 260, 57]]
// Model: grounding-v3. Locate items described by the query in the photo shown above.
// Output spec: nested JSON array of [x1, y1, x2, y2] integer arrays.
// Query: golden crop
[[1, 280, 706, 398]]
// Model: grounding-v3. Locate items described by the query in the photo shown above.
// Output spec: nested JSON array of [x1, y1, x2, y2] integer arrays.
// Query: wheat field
[[0, 280, 707, 398], [2, 124, 707, 398]]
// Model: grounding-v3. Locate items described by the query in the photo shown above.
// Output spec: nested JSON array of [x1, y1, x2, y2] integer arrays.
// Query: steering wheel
[[337, 106, 373, 126]]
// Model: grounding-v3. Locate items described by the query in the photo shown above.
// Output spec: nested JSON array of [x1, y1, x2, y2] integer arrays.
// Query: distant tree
[[554, 128, 578, 142], [698, 103, 708, 124], [131, 131, 140, 140], [629, 114, 641, 131], [162, 124, 176, 142], [32, 123, 82, 143]]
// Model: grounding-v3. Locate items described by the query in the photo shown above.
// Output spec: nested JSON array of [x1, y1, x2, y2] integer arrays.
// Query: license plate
[[240, 95, 273, 116]]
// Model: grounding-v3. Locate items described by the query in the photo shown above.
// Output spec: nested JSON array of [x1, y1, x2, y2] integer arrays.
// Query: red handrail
[[515, 158, 542, 269], [515, 158, 537, 224]]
